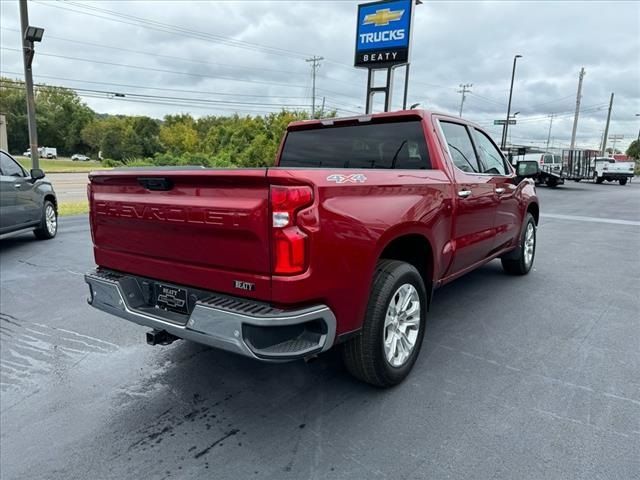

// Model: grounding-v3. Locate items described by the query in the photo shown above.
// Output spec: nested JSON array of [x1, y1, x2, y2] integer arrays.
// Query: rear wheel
[[546, 177, 558, 188], [595, 174, 604, 184], [342, 260, 426, 387], [501, 213, 536, 275], [34, 200, 57, 240], [620, 178, 628, 186]]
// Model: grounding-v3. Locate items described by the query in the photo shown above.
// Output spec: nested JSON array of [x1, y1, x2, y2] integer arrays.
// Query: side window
[[439, 122, 480, 173], [0, 152, 25, 177], [473, 129, 508, 175]]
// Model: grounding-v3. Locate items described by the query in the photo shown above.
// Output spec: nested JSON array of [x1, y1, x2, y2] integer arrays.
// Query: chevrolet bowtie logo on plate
[[363, 8, 405, 27]]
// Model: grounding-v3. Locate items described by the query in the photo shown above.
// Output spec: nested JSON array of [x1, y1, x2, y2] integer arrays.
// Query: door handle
[[457, 189, 472, 198], [14, 183, 22, 188], [495, 187, 505, 194]]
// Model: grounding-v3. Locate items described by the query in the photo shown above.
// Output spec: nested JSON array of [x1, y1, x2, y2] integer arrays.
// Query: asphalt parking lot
[[1, 180, 639, 480]]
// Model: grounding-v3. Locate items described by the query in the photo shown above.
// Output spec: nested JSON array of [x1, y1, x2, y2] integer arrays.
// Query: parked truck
[[23, 147, 57, 159], [84, 110, 540, 387], [592, 157, 634, 185]]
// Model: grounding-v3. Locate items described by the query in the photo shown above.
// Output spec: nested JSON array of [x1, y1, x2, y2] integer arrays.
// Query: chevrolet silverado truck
[[85, 110, 540, 387]]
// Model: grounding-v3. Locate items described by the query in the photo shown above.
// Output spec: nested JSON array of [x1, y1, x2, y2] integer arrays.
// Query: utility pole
[[305, 56, 323, 118], [601, 92, 614, 155], [501, 54, 522, 150], [609, 134, 624, 155], [569, 67, 585, 150], [320, 96, 326, 117], [545, 114, 555, 151], [457, 83, 472, 117], [19, 0, 43, 170]]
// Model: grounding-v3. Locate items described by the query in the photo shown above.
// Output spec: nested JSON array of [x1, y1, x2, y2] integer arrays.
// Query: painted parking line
[[542, 213, 640, 226]]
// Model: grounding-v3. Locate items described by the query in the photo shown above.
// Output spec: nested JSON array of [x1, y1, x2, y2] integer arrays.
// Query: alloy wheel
[[383, 283, 421, 367], [45, 204, 57, 235]]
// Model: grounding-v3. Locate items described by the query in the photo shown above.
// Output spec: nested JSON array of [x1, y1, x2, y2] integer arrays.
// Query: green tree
[[37, 86, 94, 154], [626, 139, 639, 160], [0, 77, 94, 155], [626, 139, 640, 174], [0, 78, 30, 154], [159, 114, 199, 154], [81, 115, 162, 161]]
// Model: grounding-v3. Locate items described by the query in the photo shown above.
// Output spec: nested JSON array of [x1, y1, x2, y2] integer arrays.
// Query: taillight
[[270, 185, 313, 275]]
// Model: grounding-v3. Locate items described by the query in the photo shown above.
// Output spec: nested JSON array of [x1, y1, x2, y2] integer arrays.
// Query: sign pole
[[402, 63, 410, 109], [384, 67, 393, 112], [365, 69, 373, 114]]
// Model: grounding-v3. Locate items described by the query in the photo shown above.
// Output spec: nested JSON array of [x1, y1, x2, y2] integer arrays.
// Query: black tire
[[596, 176, 604, 184], [546, 177, 558, 188], [574, 179, 581, 183], [33, 200, 57, 240], [620, 178, 628, 186], [501, 213, 536, 275], [342, 259, 427, 388]]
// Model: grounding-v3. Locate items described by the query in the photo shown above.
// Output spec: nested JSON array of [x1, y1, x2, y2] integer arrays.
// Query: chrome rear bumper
[[85, 269, 336, 361]]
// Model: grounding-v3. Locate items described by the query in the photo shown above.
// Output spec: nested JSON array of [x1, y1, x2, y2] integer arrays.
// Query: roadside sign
[[354, 0, 413, 68], [494, 119, 517, 125]]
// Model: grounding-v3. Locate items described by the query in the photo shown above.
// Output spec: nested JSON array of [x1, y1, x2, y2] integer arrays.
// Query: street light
[[19, 0, 45, 170], [23, 25, 44, 68], [24, 26, 44, 42], [501, 54, 522, 149]]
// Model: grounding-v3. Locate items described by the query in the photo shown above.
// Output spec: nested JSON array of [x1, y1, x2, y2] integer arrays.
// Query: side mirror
[[30, 168, 45, 180], [516, 160, 539, 178]]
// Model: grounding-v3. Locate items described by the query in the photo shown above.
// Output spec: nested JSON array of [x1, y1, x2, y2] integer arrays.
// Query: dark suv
[[0, 150, 58, 240]]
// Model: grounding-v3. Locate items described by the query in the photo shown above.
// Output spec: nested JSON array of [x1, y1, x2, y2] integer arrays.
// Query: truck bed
[[89, 168, 272, 300]]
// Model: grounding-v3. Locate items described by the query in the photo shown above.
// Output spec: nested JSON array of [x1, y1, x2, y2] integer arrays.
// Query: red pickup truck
[[85, 110, 539, 387]]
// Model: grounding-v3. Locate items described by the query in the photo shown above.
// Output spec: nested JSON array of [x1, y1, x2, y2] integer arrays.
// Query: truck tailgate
[[88, 169, 271, 299]]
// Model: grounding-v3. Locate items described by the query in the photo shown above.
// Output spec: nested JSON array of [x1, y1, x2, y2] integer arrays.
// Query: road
[[48, 172, 90, 202], [1, 181, 639, 480]]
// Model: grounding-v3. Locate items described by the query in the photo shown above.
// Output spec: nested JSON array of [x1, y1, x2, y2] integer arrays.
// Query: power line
[[1, 27, 309, 78], [0, 70, 309, 99], [32, 0, 311, 60], [1, 46, 312, 90], [0, 79, 312, 108], [476, 103, 608, 127], [468, 92, 506, 107], [0, 84, 302, 115]]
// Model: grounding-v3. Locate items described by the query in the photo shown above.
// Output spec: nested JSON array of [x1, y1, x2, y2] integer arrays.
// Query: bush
[[100, 158, 124, 168]]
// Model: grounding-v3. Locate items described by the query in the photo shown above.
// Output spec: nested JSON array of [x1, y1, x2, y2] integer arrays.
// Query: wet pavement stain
[[193, 429, 240, 459], [0, 312, 118, 393]]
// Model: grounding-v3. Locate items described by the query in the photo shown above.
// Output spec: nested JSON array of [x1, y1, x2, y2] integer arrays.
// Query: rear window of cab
[[280, 120, 432, 170]]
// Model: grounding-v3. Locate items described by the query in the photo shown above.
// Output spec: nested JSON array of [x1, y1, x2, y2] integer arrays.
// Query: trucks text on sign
[[354, 0, 413, 68]]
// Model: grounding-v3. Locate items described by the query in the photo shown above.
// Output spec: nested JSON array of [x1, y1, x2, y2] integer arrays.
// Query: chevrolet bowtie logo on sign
[[355, 0, 413, 68], [363, 8, 405, 27]]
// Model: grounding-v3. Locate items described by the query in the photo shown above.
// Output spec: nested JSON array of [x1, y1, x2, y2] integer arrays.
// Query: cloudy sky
[[1, 0, 639, 151]]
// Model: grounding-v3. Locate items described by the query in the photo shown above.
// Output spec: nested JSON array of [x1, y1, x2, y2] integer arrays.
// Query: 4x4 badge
[[326, 174, 367, 184]]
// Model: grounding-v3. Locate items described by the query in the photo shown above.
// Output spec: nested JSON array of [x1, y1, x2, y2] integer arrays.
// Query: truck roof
[[287, 109, 477, 131]]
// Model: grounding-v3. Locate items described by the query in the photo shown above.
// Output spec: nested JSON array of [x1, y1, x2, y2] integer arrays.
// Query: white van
[[521, 152, 562, 174]]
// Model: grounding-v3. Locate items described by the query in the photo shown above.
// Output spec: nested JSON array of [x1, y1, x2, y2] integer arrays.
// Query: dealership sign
[[354, 0, 413, 68]]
